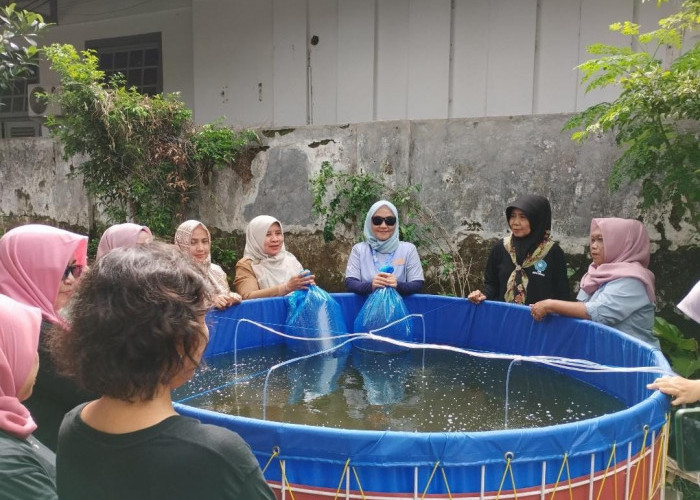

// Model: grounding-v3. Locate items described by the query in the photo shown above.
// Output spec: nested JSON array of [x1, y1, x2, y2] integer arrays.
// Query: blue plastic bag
[[353, 266, 413, 353], [284, 283, 350, 355]]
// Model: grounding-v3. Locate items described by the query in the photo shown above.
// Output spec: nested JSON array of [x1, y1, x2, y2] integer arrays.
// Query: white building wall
[[39, 5, 195, 110], [36, 0, 678, 128]]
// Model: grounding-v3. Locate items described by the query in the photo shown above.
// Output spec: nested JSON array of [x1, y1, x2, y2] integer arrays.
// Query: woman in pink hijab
[[531, 218, 658, 347], [95, 223, 152, 261], [0, 294, 57, 498], [0, 224, 93, 451]]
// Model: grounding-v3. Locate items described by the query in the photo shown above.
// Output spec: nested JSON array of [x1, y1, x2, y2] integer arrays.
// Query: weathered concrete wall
[[0, 138, 89, 231], [0, 115, 697, 336]]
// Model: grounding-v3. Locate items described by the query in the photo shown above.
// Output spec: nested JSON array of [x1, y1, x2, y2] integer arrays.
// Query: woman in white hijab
[[234, 215, 313, 299], [174, 220, 241, 309]]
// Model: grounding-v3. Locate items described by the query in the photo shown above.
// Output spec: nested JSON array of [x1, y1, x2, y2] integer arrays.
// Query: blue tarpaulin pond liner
[[175, 294, 671, 499]]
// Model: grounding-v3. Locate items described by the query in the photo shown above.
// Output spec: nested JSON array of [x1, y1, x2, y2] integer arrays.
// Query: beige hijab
[[243, 215, 303, 289], [174, 220, 229, 295]]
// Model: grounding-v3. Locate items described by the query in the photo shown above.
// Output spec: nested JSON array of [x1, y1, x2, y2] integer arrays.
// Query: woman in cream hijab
[[174, 220, 241, 309], [234, 215, 313, 299]]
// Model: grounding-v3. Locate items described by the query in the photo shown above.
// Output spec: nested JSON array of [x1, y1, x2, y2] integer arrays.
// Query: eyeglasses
[[63, 264, 84, 280], [371, 216, 397, 226]]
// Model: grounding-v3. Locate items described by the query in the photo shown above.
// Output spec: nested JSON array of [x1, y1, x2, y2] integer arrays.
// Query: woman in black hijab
[[468, 195, 570, 305]]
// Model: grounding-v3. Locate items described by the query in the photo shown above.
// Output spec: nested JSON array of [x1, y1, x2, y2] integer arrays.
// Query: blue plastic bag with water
[[353, 266, 412, 353], [284, 277, 350, 355]]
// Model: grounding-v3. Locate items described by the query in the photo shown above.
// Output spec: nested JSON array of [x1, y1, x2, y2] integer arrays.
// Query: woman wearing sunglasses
[[345, 200, 424, 295], [0, 224, 94, 451], [468, 194, 570, 306]]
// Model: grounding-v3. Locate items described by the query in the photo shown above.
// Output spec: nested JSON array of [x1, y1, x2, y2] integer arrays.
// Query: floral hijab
[[0, 295, 41, 439], [503, 195, 555, 304], [0, 224, 88, 325], [363, 200, 400, 254], [174, 220, 229, 295], [579, 218, 655, 302], [96, 223, 152, 261], [243, 215, 303, 288]]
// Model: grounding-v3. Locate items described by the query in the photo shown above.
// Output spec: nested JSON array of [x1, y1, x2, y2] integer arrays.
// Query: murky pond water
[[174, 345, 625, 432]]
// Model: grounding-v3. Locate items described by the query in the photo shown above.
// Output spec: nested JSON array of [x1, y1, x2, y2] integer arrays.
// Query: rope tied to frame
[[496, 452, 518, 500], [548, 453, 573, 500], [333, 458, 352, 500]]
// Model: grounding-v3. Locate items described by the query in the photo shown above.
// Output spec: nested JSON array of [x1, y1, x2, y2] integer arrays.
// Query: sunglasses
[[63, 264, 84, 280], [371, 216, 397, 226]]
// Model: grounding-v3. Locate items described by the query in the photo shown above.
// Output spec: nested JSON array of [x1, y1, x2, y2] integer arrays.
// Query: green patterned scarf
[[503, 233, 555, 304]]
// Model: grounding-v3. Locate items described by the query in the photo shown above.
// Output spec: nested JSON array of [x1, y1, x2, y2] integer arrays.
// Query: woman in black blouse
[[468, 194, 570, 305]]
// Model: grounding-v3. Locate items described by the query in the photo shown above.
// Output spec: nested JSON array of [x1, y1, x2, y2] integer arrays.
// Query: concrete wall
[[1, 115, 696, 323], [199, 114, 696, 247]]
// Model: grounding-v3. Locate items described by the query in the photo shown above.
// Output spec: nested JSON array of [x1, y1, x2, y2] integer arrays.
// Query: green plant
[[654, 316, 700, 377], [0, 3, 47, 93], [564, 0, 700, 230], [210, 236, 238, 285], [42, 43, 257, 237], [310, 161, 473, 297], [192, 120, 259, 170]]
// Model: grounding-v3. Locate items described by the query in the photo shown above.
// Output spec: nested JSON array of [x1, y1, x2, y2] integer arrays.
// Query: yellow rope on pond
[[496, 454, 518, 500], [440, 467, 454, 499], [420, 461, 441, 499], [650, 416, 671, 499], [595, 442, 618, 500], [548, 453, 573, 500], [262, 447, 279, 474], [351, 466, 367, 500], [629, 426, 650, 497], [333, 458, 352, 500]]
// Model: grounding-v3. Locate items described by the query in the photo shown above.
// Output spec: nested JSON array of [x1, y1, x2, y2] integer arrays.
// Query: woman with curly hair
[[51, 243, 274, 500]]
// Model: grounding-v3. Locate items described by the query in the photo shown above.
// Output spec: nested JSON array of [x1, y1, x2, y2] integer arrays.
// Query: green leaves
[[654, 316, 700, 377], [0, 3, 48, 93], [43, 43, 257, 237], [192, 120, 259, 170], [565, 0, 700, 230]]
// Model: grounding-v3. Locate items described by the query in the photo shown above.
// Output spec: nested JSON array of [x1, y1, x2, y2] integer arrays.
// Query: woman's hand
[[647, 376, 700, 405], [285, 272, 315, 293], [530, 300, 550, 321], [213, 292, 242, 309], [372, 272, 397, 290], [467, 290, 487, 304]]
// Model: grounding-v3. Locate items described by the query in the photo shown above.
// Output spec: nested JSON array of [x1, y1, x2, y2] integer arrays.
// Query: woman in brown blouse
[[234, 215, 313, 300]]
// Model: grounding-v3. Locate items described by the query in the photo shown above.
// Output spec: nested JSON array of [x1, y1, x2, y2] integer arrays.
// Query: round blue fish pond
[[175, 294, 670, 499]]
